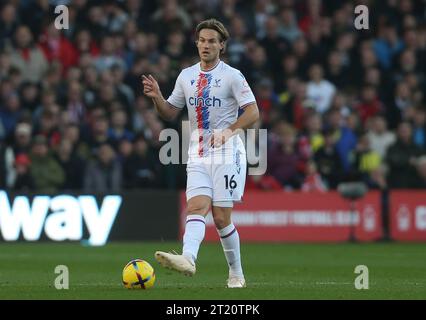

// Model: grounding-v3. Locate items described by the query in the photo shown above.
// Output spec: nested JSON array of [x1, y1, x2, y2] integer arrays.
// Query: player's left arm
[[229, 102, 259, 131], [210, 102, 259, 147]]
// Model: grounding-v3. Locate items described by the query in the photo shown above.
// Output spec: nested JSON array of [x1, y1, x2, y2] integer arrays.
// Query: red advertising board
[[390, 191, 426, 241], [179, 191, 383, 242]]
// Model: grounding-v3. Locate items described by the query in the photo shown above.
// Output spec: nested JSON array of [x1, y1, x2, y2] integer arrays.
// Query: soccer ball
[[122, 259, 156, 289]]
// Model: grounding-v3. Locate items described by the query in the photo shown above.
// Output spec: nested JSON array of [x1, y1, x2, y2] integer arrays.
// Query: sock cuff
[[217, 223, 236, 238], [186, 214, 206, 224]]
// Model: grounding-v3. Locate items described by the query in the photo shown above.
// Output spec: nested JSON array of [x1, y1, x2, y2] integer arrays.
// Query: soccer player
[[142, 19, 259, 288]]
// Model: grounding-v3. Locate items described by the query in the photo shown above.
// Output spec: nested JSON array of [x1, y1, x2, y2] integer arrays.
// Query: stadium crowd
[[0, 0, 425, 193]]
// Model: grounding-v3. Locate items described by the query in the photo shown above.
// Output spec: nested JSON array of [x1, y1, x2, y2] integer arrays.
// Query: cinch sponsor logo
[[0, 191, 122, 246], [189, 96, 222, 107]]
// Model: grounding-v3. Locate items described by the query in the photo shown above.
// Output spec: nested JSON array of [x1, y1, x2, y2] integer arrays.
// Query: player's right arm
[[141, 74, 181, 121]]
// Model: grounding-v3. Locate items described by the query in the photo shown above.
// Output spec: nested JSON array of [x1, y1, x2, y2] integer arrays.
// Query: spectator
[[388, 82, 414, 129], [108, 108, 134, 149], [302, 111, 324, 153], [313, 128, 343, 189], [12, 153, 33, 191], [29, 135, 65, 193], [19, 81, 39, 111], [132, 96, 150, 133], [62, 123, 90, 160], [301, 160, 327, 192], [298, 0, 322, 34], [326, 108, 357, 172], [278, 7, 302, 44], [251, 0, 277, 39], [94, 35, 126, 73], [9, 25, 48, 83], [267, 123, 304, 189], [0, 92, 21, 138], [151, 0, 192, 39], [412, 107, 426, 150], [0, 4, 19, 50], [259, 15, 289, 78], [83, 143, 122, 193], [367, 115, 396, 160], [55, 138, 85, 191], [373, 23, 404, 70], [86, 114, 112, 152], [34, 107, 61, 148], [11, 122, 32, 155], [0, 51, 12, 78], [254, 78, 279, 128], [280, 54, 299, 85], [355, 85, 384, 125], [85, 5, 109, 40], [227, 16, 248, 67], [102, 0, 129, 33], [306, 23, 327, 64], [306, 64, 336, 114], [0, 1, 424, 193], [123, 133, 161, 189], [125, 29, 148, 64], [243, 45, 271, 85], [330, 92, 351, 119], [386, 122, 424, 188], [414, 155, 426, 189], [326, 50, 349, 89], [38, 22, 78, 75], [19, 0, 50, 37], [117, 138, 133, 163], [164, 29, 188, 64], [350, 132, 384, 189], [291, 36, 311, 77], [110, 63, 135, 110], [4, 122, 32, 187], [65, 81, 86, 123], [73, 29, 100, 60]]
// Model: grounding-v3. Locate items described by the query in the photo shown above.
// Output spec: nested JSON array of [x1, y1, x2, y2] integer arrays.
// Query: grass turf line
[[0, 242, 425, 299]]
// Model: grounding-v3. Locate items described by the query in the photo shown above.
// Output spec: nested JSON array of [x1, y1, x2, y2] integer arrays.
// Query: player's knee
[[213, 215, 230, 229], [187, 201, 210, 216]]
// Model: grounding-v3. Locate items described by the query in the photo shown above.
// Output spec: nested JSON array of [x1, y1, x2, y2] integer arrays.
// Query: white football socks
[[182, 214, 206, 264], [218, 223, 244, 278]]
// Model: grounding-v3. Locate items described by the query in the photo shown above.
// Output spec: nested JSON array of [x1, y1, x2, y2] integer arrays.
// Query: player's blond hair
[[195, 19, 230, 53]]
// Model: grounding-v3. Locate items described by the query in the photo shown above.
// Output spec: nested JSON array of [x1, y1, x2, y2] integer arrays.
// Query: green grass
[[0, 242, 425, 299]]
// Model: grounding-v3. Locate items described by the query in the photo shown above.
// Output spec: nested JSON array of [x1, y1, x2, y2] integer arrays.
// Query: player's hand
[[210, 128, 233, 148], [141, 74, 161, 99]]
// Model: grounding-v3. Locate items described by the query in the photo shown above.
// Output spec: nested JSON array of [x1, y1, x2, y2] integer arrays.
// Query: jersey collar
[[199, 59, 221, 73]]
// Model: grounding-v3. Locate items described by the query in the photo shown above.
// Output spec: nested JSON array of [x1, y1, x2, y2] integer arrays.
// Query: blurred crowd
[[0, 0, 425, 193]]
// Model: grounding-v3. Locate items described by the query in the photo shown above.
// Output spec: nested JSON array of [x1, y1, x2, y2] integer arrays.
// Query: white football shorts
[[186, 136, 247, 208]]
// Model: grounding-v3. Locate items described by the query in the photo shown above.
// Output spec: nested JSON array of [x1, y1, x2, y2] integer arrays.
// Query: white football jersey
[[167, 60, 256, 158]]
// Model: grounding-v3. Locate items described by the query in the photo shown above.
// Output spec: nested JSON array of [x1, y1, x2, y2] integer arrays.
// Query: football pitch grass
[[0, 242, 425, 300]]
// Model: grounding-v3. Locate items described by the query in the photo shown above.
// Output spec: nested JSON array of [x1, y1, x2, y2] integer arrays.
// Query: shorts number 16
[[224, 175, 237, 189]]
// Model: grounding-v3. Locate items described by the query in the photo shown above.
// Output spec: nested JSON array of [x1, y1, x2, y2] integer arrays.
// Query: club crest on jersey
[[213, 79, 221, 87], [191, 79, 195, 86]]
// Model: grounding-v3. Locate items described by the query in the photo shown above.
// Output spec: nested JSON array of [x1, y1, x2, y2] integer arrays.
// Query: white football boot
[[227, 275, 246, 288], [154, 251, 196, 276]]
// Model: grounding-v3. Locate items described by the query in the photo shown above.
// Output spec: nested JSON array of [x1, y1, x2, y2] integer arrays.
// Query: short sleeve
[[231, 70, 256, 109], [167, 72, 186, 109]]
